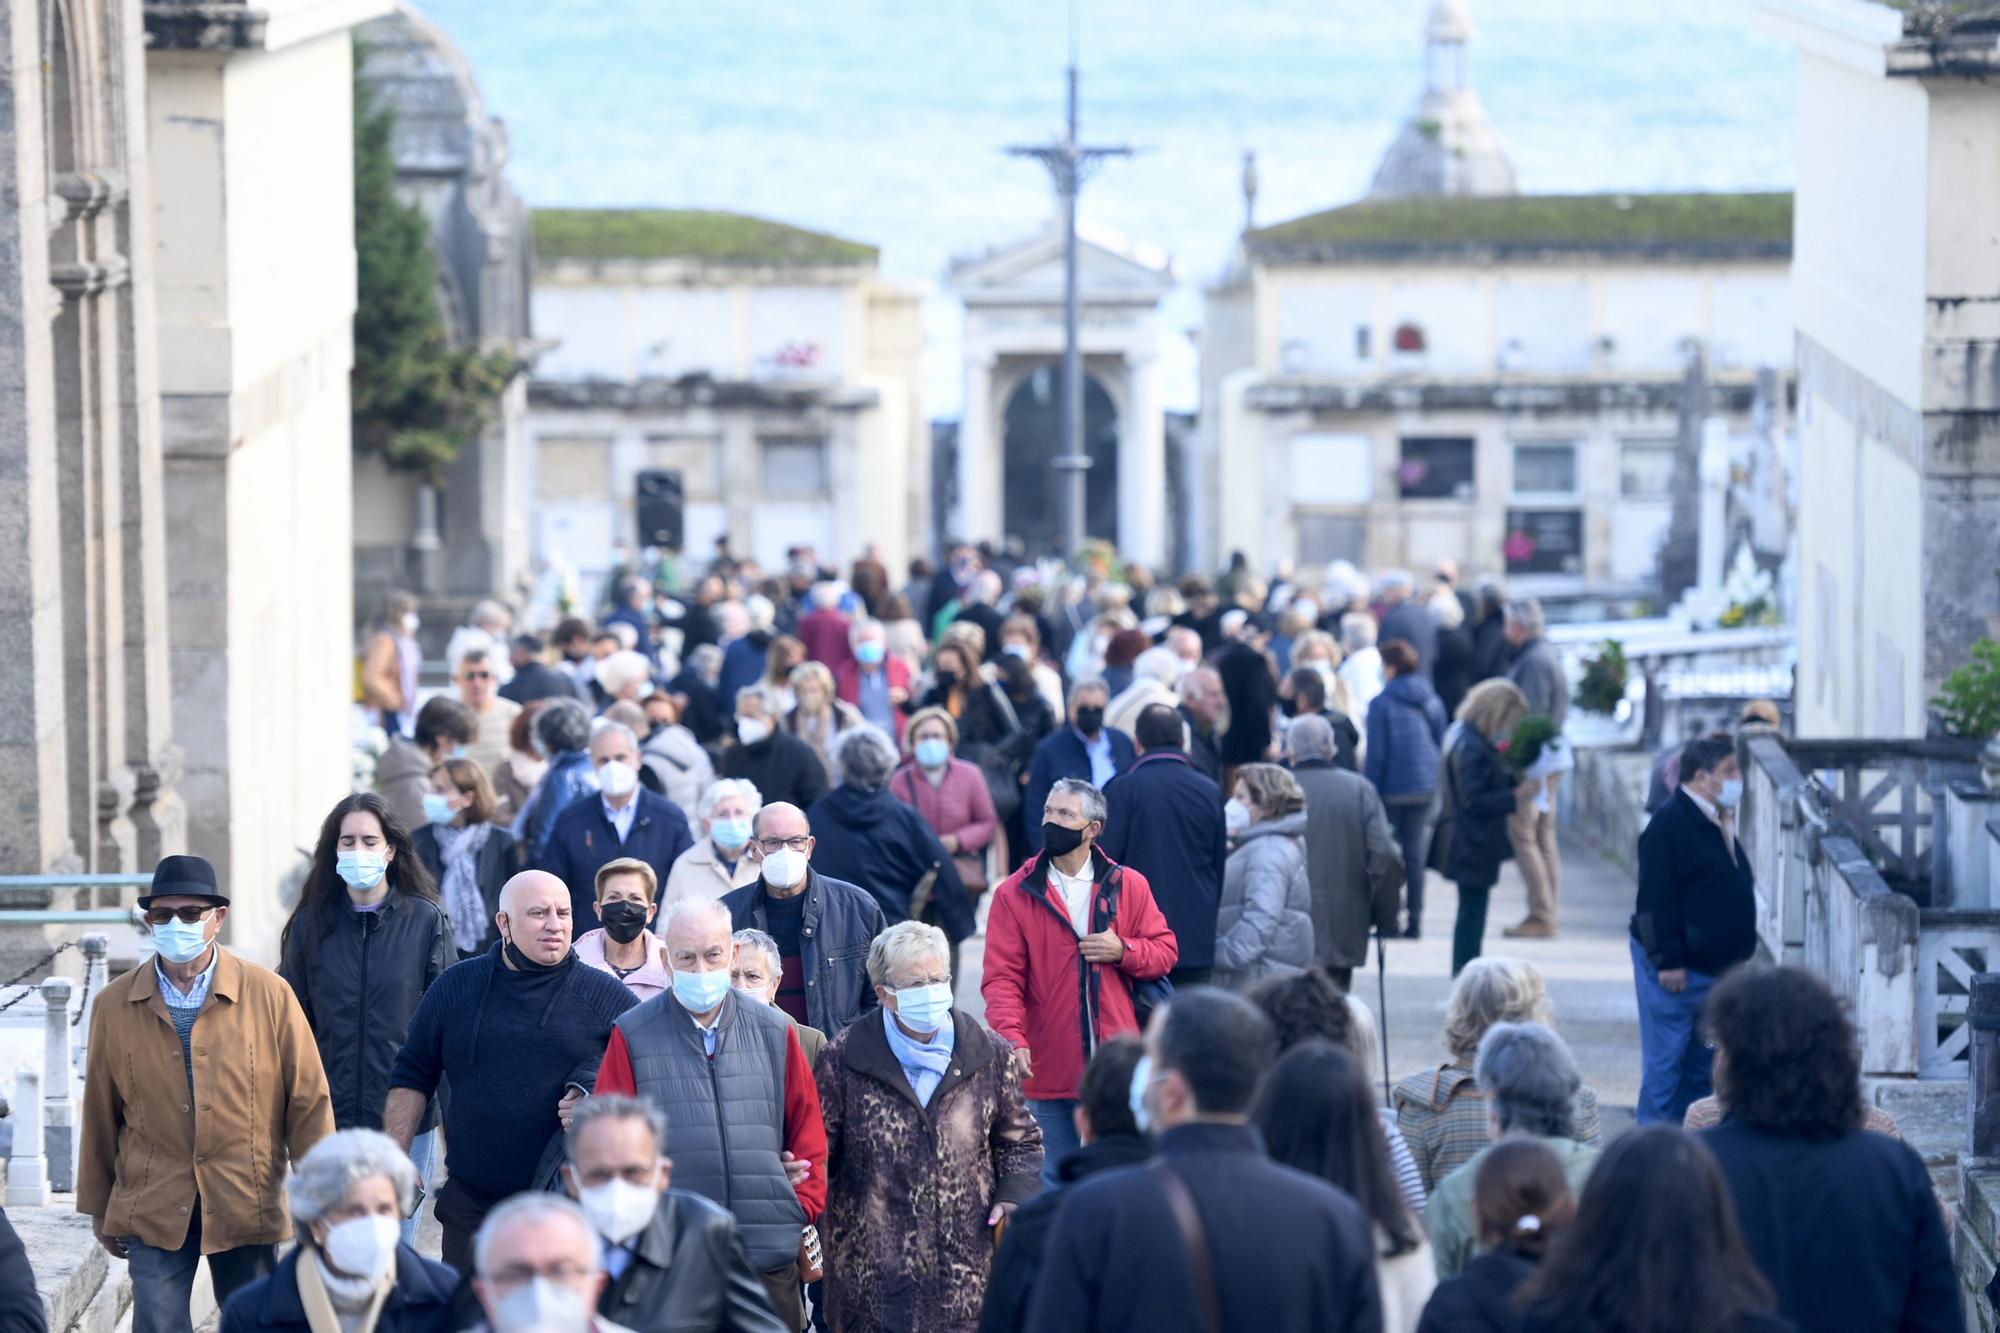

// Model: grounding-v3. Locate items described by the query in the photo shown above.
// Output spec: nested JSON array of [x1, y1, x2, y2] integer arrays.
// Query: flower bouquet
[[1507, 715, 1572, 813]]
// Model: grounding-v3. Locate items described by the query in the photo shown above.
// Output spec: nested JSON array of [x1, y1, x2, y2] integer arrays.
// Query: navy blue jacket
[[722, 869, 887, 1034], [804, 784, 975, 942], [1631, 788, 1755, 975], [1364, 674, 1449, 800], [1026, 1122, 1384, 1333], [980, 1134, 1152, 1333], [1099, 751, 1228, 969], [1379, 599, 1438, 680], [540, 786, 694, 932], [222, 1246, 456, 1333], [1021, 726, 1136, 857]]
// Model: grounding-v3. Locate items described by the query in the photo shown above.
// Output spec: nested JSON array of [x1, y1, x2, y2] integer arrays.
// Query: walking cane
[[1375, 927, 1392, 1106]]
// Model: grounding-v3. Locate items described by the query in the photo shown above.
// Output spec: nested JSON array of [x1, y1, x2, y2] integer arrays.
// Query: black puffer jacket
[[278, 893, 450, 1131], [1434, 724, 1519, 889], [722, 869, 887, 1034]]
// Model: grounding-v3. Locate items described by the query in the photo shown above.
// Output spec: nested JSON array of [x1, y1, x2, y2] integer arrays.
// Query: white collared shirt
[[603, 793, 638, 844], [1047, 857, 1097, 938]]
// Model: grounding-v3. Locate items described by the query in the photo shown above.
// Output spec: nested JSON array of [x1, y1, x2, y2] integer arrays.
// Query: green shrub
[[1574, 639, 1630, 716], [1932, 637, 2000, 738]]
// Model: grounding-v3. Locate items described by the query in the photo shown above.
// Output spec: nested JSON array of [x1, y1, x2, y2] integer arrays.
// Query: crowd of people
[[55, 540, 1966, 1333]]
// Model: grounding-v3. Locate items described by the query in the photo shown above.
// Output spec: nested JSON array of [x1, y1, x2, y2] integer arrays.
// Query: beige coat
[[78, 949, 334, 1253]]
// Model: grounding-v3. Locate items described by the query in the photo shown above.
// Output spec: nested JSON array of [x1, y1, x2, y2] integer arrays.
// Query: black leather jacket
[[598, 1189, 789, 1333], [722, 869, 887, 1034], [277, 892, 450, 1131]]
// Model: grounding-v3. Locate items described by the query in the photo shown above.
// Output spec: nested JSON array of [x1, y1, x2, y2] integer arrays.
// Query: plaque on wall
[[1503, 508, 1583, 575]]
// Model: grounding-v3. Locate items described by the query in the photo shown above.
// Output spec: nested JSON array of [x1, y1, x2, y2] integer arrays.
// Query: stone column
[[6, 1069, 48, 1207], [1968, 973, 2000, 1165], [40, 977, 76, 1190], [956, 353, 1000, 545], [1118, 351, 1167, 568]]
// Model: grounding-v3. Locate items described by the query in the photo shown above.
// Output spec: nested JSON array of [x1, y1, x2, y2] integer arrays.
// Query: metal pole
[[1375, 932, 1392, 1105], [1060, 63, 1085, 560]]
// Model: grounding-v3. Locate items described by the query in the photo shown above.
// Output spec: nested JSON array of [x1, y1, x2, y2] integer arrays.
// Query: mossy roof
[[1881, 0, 2000, 36], [1246, 192, 1793, 265], [533, 208, 878, 267]]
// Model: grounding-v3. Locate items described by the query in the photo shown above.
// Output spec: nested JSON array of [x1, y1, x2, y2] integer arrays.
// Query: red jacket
[[835, 656, 912, 742], [980, 847, 1178, 1101], [595, 1022, 827, 1220]]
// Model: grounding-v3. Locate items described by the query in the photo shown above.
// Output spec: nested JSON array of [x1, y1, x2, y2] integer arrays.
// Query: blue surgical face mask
[[152, 918, 212, 966], [892, 982, 953, 1034], [711, 817, 752, 851], [336, 850, 388, 891], [1717, 777, 1744, 810], [1128, 1053, 1154, 1135], [855, 640, 886, 666], [914, 737, 951, 769], [421, 792, 456, 826], [672, 966, 732, 1014]]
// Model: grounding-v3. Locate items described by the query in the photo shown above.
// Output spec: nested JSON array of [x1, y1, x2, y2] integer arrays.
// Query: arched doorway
[[1002, 366, 1118, 556]]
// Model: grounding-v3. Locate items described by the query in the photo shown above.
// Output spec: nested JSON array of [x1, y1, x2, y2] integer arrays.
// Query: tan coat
[[360, 630, 407, 716], [78, 949, 335, 1254]]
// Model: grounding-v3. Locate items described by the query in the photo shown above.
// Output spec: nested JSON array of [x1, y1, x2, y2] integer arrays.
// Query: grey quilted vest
[[613, 989, 805, 1271]]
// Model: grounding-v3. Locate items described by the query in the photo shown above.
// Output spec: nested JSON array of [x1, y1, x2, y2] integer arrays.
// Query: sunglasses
[[145, 905, 219, 926], [461, 671, 494, 681]]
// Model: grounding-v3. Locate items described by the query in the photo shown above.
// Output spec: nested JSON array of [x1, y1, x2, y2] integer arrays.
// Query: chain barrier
[[0, 939, 80, 1017]]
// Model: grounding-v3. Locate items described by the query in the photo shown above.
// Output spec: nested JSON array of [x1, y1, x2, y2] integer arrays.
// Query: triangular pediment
[[948, 218, 1174, 306]]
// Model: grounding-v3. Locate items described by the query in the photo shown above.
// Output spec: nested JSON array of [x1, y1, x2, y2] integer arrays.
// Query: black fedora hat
[[138, 854, 229, 909]]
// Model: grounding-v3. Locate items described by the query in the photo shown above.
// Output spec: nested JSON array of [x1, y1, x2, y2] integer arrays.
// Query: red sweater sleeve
[[782, 1027, 828, 1221], [593, 1027, 636, 1096], [1115, 870, 1180, 980]]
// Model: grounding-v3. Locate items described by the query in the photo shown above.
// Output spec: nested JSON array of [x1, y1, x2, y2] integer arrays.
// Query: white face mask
[[321, 1214, 398, 1281], [1717, 777, 1743, 810], [492, 1277, 593, 1333], [761, 846, 806, 889], [578, 1177, 659, 1246], [401, 613, 421, 635], [597, 758, 638, 799], [1224, 798, 1250, 836], [737, 717, 773, 746]]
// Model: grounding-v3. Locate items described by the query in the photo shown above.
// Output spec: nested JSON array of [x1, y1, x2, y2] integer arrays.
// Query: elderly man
[[500, 633, 582, 706], [1426, 1021, 1600, 1277], [1104, 647, 1181, 738], [456, 646, 523, 774], [1100, 704, 1228, 989], [542, 721, 695, 932], [1376, 570, 1437, 680], [469, 1193, 636, 1333], [666, 778, 765, 904], [80, 856, 335, 1333], [721, 802, 887, 1034], [815, 922, 1043, 1331], [1631, 733, 1757, 1124], [1503, 597, 1566, 939], [723, 688, 829, 811], [1287, 715, 1404, 990], [1021, 679, 1135, 856], [732, 929, 828, 1066], [377, 695, 477, 832], [983, 778, 1177, 1185], [447, 598, 515, 680], [1026, 990, 1382, 1333], [386, 871, 637, 1272], [603, 577, 657, 652], [594, 898, 828, 1331], [561, 1095, 787, 1333], [1176, 667, 1226, 783], [834, 617, 909, 739]]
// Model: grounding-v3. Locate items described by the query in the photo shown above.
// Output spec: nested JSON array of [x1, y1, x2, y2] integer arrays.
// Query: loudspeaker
[[635, 469, 685, 551]]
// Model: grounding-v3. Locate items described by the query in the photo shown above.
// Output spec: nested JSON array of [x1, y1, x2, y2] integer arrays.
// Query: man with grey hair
[[1377, 568, 1438, 681], [542, 719, 696, 932], [1503, 595, 1566, 939], [470, 1193, 634, 1333], [1425, 1020, 1599, 1277], [984, 777, 1178, 1184], [560, 1094, 787, 1333], [723, 687, 829, 811], [837, 616, 909, 740], [805, 726, 975, 953], [595, 897, 827, 1329], [1176, 665, 1227, 783], [1286, 714, 1403, 989]]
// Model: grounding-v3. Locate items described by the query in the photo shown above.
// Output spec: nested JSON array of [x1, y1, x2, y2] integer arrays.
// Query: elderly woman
[[1214, 762, 1315, 989], [806, 727, 976, 956], [594, 649, 656, 711], [1426, 1022, 1601, 1279], [661, 777, 763, 904], [784, 660, 864, 783], [1391, 957, 1602, 1195], [217, 1130, 455, 1333], [510, 697, 597, 863], [815, 921, 1043, 1333], [888, 706, 998, 900], [574, 858, 670, 1000], [731, 927, 827, 1066], [1434, 678, 1533, 975]]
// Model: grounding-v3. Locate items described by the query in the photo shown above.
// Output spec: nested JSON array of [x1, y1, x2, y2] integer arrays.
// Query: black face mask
[[599, 900, 651, 945], [936, 669, 960, 690], [1042, 821, 1089, 858], [504, 938, 569, 973], [1074, 705, 1105, 735]]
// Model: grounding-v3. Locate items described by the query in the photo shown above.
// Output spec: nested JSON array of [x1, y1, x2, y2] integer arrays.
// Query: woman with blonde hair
[[1215, 762, 1315, 988], [1431, 679, 1533, 976], [1391, 956, 1603, 1193], [784, 659, 863, 782], [1292, 628, 1355, 718]]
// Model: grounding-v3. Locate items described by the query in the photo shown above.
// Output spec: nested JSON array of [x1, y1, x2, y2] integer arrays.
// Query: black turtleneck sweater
[[389, 941, 636, 1206]]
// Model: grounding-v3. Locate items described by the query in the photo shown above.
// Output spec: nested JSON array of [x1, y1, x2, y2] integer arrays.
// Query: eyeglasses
[[755, 836, 811, 853], [145, 906, 218, 926], [488, 1263, 596, 1288], [461, 671, 494, 682]]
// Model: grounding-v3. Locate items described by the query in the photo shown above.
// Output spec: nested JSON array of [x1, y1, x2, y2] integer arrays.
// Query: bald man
[[386, 870, 638, 1271]]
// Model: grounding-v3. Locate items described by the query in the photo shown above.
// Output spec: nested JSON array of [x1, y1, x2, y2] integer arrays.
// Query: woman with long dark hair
[[277, 792, 451, 1242], [1251, 1040, 1434, 1332], [1517, 1126, 1786, 1333]]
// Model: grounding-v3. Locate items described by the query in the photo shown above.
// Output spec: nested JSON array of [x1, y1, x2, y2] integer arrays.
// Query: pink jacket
[[890, 759, 997, 893], [573, 928, 669, 1002]]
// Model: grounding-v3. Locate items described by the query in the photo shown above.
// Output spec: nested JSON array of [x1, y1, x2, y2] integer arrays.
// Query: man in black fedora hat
[[78, 855, 334, 1333]]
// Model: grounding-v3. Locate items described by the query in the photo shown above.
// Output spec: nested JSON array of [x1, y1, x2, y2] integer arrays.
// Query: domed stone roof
[[1370, 0, 1517, 199]]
